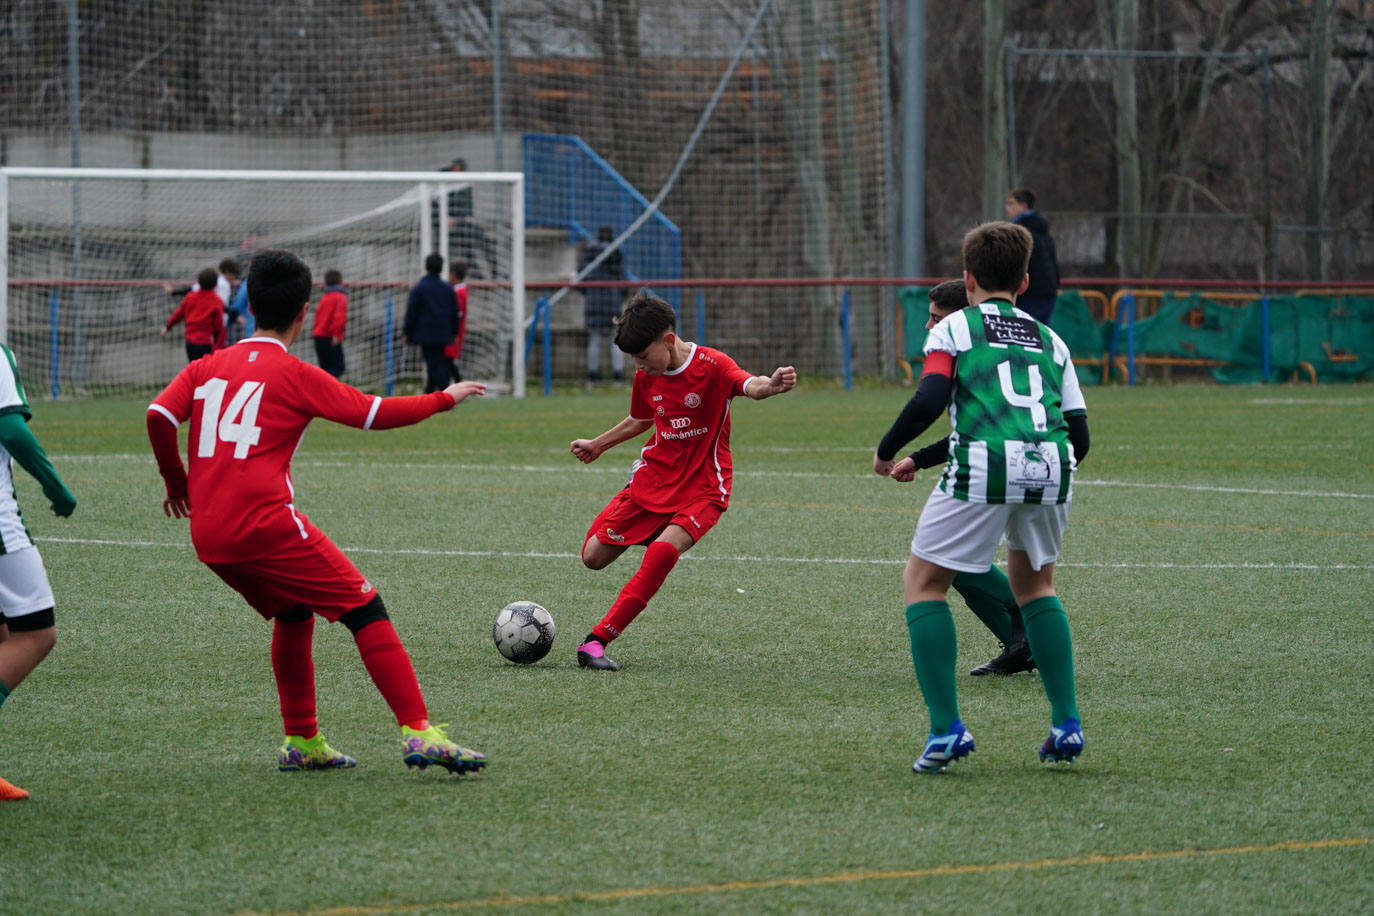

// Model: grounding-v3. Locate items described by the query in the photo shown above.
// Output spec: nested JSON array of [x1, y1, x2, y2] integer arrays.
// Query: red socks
[[353, 619, 429, 726], [592, 540, 680, 642], [271, 616, 318, 737]]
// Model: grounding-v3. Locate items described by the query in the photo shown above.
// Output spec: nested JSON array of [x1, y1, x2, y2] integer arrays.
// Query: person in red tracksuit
[[147, 248, 489, 776], [163, 267, 227, 362], [311, 268, 347, 378]]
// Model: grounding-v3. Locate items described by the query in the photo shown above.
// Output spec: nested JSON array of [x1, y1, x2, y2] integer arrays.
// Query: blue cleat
[[1038, 718, 1085, 763], [913, 720, 975, 774]]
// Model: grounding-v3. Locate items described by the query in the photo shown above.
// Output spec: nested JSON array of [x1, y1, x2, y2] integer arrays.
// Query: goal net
[[0, 167, 526, 397]]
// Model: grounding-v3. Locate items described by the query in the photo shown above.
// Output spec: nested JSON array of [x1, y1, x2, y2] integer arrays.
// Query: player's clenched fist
[[569, 439, 602, 464]]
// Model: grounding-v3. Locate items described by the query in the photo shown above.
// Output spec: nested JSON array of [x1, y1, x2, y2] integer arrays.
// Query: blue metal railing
[[523, 133, 681, 310]]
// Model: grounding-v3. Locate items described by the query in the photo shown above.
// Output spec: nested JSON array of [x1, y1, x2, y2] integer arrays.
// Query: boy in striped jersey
[[892, 280, 1035, 677], [0, 345, 76, 800], [874, 222, 1090, 773]]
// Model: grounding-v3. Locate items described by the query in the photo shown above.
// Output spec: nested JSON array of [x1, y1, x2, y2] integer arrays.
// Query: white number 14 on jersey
[[193, 378, 264, 459]]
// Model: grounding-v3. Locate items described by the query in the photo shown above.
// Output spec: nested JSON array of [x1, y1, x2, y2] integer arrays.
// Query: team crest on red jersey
[[684, 392, 701, 408]]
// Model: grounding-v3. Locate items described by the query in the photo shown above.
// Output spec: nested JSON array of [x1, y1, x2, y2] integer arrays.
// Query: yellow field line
[[238, 836, 1371, 915]]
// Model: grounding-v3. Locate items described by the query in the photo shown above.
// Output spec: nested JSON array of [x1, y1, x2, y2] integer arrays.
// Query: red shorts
[[206, 534, 375, 621], [585, 489, 724, 549]]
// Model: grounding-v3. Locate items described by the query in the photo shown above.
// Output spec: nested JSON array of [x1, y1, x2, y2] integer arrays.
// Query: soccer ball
[[493, 601, 556, 664]]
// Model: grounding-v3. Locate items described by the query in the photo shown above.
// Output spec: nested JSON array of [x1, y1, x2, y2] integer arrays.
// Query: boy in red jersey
[[147, 248, 488, 774], [569, 292, 796, 670], [162, 267, 227, 362], [310, 268, 347, 378], [445, 261, 468, 382]]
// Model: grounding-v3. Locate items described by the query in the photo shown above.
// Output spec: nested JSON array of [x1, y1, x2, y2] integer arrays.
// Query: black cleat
[[970, 637, 1035, 676], [576, 639, 620, 671]]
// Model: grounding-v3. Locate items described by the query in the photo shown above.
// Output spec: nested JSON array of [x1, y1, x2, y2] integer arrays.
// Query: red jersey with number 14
[[148, 337, 453, 563], [626, 343, 755, 513]]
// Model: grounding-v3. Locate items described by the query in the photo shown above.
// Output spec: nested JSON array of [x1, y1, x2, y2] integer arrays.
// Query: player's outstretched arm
[[745, 365, 797, 400], [344, 380, 482, 431], [570, 416, 653, 464]]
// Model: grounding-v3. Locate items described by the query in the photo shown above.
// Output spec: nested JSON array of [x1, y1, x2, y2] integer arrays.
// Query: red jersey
[[444, 283, 468, 360], [626, 343, 755, 512], [167, 289, 227, 348], [312, 288, 347, 340], [147, 337, 454, 562]]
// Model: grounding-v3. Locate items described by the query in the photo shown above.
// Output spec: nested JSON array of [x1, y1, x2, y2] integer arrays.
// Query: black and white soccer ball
[[493, 601, 556, 664]]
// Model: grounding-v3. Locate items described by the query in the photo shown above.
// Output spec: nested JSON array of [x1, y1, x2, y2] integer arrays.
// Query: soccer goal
[[0, 167, 526, 397]]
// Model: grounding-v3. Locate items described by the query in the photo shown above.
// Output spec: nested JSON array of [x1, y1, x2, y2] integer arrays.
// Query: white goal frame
[[0, 166, 527, 397]]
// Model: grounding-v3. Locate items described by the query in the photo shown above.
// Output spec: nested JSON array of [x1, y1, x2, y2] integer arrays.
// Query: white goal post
[[0, 167, 526, 397]]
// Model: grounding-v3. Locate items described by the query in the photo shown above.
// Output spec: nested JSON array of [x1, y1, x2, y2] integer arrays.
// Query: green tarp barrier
[[896, 286, 1374, 384]]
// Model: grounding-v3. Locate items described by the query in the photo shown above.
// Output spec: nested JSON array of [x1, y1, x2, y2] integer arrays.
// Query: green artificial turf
[[1, 383, 1370, 914]]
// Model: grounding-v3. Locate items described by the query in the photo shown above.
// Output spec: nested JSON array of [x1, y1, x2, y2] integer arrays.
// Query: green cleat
[[278, 733, 358, 771], [401, 724, 487, 774]]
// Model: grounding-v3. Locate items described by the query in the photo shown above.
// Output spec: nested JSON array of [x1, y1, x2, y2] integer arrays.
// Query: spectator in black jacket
[[404, 254, 461, 393], [1004, 187, 1061, 325]]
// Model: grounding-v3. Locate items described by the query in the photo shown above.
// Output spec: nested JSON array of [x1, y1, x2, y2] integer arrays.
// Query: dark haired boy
[[163, 267, 227, 362], [889, 279, 1034, 677], [311, 268, 347, 378], [874, 222, 1089, 773], [569, 292, 796, 670], [148, 248, 489, 775]]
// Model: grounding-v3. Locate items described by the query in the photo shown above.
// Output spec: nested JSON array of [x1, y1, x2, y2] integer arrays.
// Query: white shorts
[[0, 546, 56, 620], [911, 487, 1070, 573]]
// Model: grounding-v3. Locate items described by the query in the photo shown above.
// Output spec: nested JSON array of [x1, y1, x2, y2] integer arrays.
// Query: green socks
[[905, 601, 959, 734], [951, 567, 1018, 644], [1021, 596, 1079, 725]]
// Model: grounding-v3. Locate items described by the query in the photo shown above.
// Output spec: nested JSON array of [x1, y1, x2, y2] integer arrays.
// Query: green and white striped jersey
[[0, 344, 36, 552], [923, 300, 1085, 504]]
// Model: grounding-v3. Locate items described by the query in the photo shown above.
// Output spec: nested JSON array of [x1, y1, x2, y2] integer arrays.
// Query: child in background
[[445, 261, 469, 383], [163, 267, 226, 362], [311, 268, 347, 378]]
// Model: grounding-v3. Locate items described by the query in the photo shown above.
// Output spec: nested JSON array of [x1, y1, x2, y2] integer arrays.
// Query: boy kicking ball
[[570, 292, 795, 670]]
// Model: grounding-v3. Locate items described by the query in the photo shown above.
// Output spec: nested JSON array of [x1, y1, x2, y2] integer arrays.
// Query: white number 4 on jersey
[[193, 378, 264, 459]]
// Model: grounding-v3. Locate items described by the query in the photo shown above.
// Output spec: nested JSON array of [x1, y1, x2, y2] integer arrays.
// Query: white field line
[[43, 453, 1374, 500], [33, 537, 1374, 571]]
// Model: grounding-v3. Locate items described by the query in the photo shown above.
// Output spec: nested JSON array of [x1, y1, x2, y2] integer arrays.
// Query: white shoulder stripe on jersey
[[362, 396, 382, 430], [147, 403, 181, 428], [951, 310, 974, 352]]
